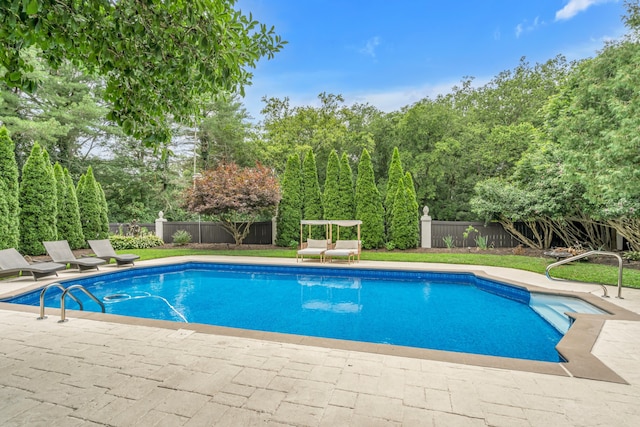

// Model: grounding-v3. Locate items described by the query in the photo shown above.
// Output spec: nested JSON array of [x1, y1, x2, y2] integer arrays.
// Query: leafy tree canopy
[[0, 0, 285, 146], [184, 162, 280, 244]]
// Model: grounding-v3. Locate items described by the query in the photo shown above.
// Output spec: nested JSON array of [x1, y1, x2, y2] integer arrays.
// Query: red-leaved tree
[[184, 163, 281, 245]]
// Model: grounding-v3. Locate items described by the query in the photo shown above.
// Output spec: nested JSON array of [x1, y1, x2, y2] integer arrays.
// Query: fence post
[[155, 211, 167, 242], [421, 206, 432, 248], [272, 216, 277, 245]]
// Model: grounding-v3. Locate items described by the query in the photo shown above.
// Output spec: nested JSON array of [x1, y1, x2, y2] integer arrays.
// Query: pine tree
[[384, 147, 404, 239], [323, 150, 341, 220], [19, 143, 57, 255], [302, 149, 323, 238], [77, 166, 103, 241], [355, 149, 384, 249], [275, 154, 303, 246], [337, 152, 356, 239], [0, 126, 20, 249]]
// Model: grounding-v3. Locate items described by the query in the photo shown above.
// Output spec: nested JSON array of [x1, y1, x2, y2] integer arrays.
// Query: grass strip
[[129, 248, 640, 289]]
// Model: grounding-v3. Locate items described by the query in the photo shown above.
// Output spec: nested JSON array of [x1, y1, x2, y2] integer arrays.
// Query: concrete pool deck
[[1, 256, 640, 426]]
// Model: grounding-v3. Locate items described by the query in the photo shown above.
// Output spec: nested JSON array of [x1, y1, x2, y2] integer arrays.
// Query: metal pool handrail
[[60, 284, 105, 322], [37, 283, 83, 320], [545, 250, 623, 299]]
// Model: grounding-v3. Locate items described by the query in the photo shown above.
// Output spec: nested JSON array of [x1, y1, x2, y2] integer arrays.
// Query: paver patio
[[1, 257, 639, 426]]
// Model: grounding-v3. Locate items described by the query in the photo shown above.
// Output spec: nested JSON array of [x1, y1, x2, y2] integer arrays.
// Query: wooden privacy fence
[[163, 221, 272, 245], [109, 215, 525, 248], [110, 221, 273, 245], [430, 221, 520, 248]]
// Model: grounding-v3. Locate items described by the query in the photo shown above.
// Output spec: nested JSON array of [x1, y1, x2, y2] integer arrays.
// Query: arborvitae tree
[[97, 182, 110, 238], [77, 166, 103, 241], [0, 126, 20, 249], [276, 154, 303, 246], [355, 149, 384, 249], [390, 177, 409, 248], [19, 143, 57, 255], [54, 163, 84, 249], [390, 177, 419, 249], [384, 147, 404, 238], [405, 171, 420, 247], [337, 152, 356, 239], [302, 149, 323, 238], [323, 150, 341, 220], [0, 180, 8, 247], [63, 168, 85, 249], [53, 163, 68, 236]]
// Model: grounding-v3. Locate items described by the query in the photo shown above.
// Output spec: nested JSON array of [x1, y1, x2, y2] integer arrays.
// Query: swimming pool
[[4, 262, 565, 362]]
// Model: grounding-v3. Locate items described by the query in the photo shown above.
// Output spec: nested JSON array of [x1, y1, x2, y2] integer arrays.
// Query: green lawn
[[131, 248, 640, 290]]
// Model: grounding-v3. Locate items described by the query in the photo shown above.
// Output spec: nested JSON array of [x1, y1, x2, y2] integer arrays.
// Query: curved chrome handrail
[[545, 250, 623, 299], [37, 283, 83, 320], [59, 285, 105, 322]]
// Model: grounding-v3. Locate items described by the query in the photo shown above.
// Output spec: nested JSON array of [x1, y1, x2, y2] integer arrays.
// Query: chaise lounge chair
[[296, 238, 329, 262], [43, 240, 106, 271], [323, 240, 361, 263], [88, 239, 140, 267], [0, 248, 67, 281]]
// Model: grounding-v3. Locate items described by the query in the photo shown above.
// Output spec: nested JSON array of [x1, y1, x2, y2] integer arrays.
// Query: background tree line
[[2, 2, 639, 251]]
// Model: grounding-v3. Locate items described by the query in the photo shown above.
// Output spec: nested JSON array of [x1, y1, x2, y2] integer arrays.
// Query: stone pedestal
[[421, 206, 432, 248], [155, 211, 167, 242]]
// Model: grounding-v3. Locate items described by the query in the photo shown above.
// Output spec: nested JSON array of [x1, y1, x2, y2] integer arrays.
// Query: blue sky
[[237, 0, 627, 121]]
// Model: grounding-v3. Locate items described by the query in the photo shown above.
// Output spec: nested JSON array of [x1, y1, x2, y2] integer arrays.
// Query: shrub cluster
[[109, 234, 164, 250]]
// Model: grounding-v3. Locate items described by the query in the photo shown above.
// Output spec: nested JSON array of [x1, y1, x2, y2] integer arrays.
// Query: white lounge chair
[[324, 240, 361, 263], [296, 238, 329, 262]]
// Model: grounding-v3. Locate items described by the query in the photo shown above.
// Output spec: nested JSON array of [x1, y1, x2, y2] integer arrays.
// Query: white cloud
[[555, 0, 608, 21], [359, 36, 381, 58], [515, 16, 543, 38]]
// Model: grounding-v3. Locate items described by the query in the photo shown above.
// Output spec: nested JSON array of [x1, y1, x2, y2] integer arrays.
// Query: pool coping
[[2, 256, 639, 384]]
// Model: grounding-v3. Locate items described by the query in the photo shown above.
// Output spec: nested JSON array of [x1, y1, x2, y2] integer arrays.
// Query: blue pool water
[[3, 263, 564, 362]]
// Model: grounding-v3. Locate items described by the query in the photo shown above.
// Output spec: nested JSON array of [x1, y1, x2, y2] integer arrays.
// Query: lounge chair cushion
[[324, 240, 361, 263]]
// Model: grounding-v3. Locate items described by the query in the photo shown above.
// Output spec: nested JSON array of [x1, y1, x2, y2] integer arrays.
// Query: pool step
[[529, 293, 608, 334]]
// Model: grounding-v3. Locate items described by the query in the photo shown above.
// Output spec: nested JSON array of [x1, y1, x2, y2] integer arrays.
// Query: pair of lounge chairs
[[296, 239, 361, 263]]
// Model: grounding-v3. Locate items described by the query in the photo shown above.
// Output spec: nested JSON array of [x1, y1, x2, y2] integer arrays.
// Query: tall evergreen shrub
[[276, 154, 303, 246], [355, 149, 384, 249], [337, 152, 356, 239], [405, 171, 420, 247], [390, 177, 418, 249], [384, 147, 404, 238], [54, 164, 85, 248], [0, 180, 8, 247], [19, 143, 57, 255], [323, 150, 341, 220], [302, 149, 323, 238], [77, 166, 103, 241], [0, 126, 20, 249], [97, 182, 110, 238]]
